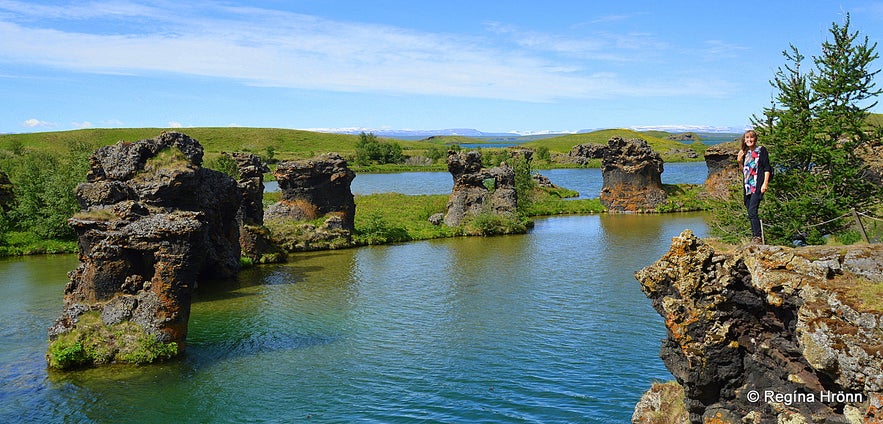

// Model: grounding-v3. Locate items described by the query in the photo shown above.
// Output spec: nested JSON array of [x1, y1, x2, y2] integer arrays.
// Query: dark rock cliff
[[600, 137, 667, 212], [47, 132, 241, 368], [634, 230, 883, 423]]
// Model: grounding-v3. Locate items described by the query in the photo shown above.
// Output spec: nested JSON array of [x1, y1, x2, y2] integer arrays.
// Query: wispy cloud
[[22, 117, 53, 128], [0, 0, 729, 102]]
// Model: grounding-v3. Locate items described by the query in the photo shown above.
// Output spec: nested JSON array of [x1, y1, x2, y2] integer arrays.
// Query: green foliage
[[46, 312, 179, 369], [353, 193, 456, 242], [510, 154, 537, 215], [463, 211, 527, 236], [535, 146, 551, 162], [424, 146, 446, 163], [656, 184, 713, 213], [714, 14, 882, 245], [355, 210, 410, 245], [524, 190, 605, 216], [0, 139, 94, 240], [206, 154, 240, 179], [47, 338, 89, 369], [354, 132, 405, 166]]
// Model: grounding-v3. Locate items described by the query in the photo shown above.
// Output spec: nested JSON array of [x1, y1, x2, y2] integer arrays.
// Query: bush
[[354, 132, 404, 166]]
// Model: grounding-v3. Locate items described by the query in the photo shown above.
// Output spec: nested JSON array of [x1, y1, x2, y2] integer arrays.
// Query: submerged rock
[[47, 132, 241, 368], [634, 230, 883, 423], [599, 137, 666, 212]]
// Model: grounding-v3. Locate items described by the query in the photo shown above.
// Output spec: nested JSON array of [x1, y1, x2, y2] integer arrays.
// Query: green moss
[[46, 311, 179, 370]]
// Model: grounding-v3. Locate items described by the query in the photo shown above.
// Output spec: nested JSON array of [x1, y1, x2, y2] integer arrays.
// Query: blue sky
[[2, 1, 882, 134]]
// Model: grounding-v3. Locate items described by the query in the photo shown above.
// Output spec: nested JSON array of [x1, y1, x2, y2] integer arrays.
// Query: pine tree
[[715, 13, 882, 244]]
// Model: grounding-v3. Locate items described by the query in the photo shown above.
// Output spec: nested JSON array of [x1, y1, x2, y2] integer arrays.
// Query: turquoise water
[[0, 213, 707, 423], [265, 162, 709, 197]]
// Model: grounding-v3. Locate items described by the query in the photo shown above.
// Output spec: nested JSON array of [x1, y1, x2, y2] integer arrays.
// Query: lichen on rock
[[47, 132, 241, 369], [634, 230, 883, 423], [599, 137, 667, 212]]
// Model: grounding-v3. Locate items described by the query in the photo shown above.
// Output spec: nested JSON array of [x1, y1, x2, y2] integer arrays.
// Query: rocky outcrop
[[264, 153, 356, 251], [567, 143, 608, 166], [599, 137, 667, 212], [223, 152, 281, 263], [0, 169, 12, 211], [443, 150, 517, 227], [635, 230, 883, 423], [47, 132, 241, 368], [224, 152, 270, 226], [703, 141, 741, 199]]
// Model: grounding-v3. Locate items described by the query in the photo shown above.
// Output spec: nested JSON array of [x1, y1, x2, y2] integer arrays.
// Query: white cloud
[[167, 121, 183, 128], [22, 118, 52, 128], [0, 2, 729, 103], [73, 121, 93, 129]]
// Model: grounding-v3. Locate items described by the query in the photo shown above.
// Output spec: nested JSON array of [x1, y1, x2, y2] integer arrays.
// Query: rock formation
[[223, 152, 281, 263], [703, 141, 741, 199], [47, 132, 241, 368], [0, 169, 12, 212], [567, 143, 608, 166], [264, 153, 356, 251], [224, 152, 270, 226], [443, 150, 517, 227], [634, 230, 883, 423], [599, 137, 667, 212]]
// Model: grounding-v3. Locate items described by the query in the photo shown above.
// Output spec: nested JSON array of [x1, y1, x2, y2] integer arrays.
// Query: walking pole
[[760, 219, 765, 245]]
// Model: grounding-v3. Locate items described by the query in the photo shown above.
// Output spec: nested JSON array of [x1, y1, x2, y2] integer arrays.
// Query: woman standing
[[737, 129, 772, 243]]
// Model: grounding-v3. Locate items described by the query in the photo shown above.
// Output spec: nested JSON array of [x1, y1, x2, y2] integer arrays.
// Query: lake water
[[0, 213, 708, 423], [266, 161, 708, 198]]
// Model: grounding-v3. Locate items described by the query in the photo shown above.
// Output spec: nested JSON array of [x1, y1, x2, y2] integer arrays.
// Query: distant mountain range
[[304, 126, 743, 138]]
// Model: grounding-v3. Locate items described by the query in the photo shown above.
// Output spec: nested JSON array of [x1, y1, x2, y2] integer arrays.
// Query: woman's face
[[744, 132, 757, 148]]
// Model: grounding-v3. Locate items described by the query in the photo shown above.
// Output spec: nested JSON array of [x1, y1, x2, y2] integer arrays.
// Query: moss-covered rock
[[47, 312, 178, 369]]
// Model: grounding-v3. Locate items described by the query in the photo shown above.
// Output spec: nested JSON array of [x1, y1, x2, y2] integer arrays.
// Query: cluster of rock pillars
[[43, 132, 882, 422]]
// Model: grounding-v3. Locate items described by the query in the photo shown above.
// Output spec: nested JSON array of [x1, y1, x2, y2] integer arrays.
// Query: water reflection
[[2, 214, 710, 423]]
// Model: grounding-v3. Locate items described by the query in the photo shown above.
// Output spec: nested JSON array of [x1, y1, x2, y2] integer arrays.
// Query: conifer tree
[[717, 13, 881, 244]]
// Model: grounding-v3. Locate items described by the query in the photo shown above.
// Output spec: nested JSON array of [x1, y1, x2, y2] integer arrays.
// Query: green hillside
[[0, 126, 711, 165], [0, 127, 436, 162]]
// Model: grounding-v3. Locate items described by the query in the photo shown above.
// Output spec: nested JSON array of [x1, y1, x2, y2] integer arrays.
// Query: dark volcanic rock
[[267, 153, 356, 231], [224, 151, 270, 226], [223, 152, 282, 263], [634, 230, 883, 423], [599, 137, 666, 212], [567, 143, 608, 166], [48, 132, 241, 366], [443, 150, 517, 227]]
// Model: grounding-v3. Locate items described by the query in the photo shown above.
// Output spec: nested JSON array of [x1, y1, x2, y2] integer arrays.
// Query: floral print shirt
[[742, 146, 770, 195]]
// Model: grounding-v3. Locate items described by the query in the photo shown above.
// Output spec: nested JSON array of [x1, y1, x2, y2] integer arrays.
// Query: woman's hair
[[740, 129, 757, 152]]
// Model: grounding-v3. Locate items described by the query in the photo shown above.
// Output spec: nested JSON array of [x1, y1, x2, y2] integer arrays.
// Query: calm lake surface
[[266, 161, 708, 198], [0, 212, 708, 423]]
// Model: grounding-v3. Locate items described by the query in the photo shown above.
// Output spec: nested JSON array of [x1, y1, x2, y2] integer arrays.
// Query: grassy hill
[[0, 126, 709, 166], [0, 127, 439, 162]]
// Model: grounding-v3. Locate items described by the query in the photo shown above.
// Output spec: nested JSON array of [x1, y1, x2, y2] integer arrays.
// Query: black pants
[[743, 192, 763, 238]]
